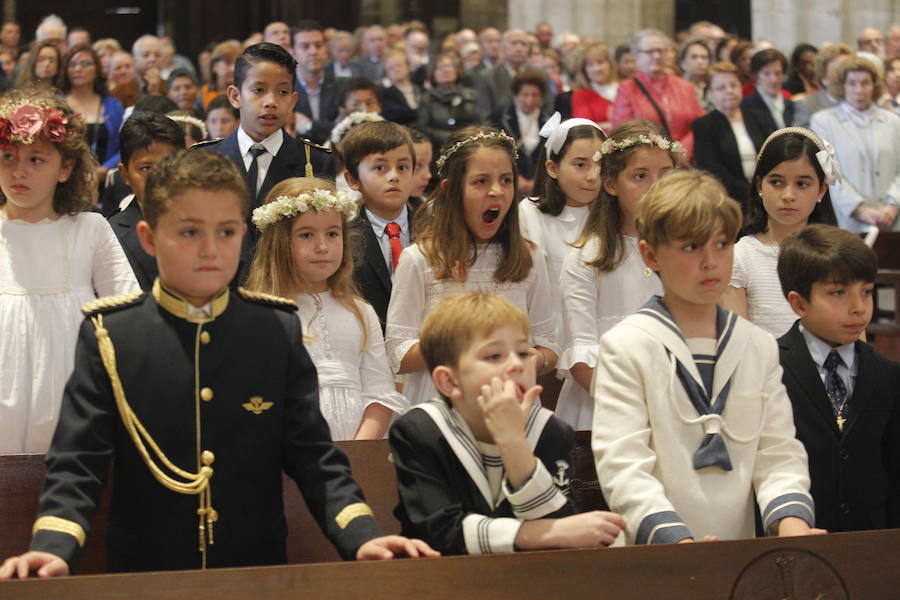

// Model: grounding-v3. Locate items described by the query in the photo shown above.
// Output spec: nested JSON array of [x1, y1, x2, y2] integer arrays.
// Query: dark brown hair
[[143, 149, 247, 228], [339, 120, 415, 179], [750, 48, 788, 76], [419, 125, 533, 282], [58, 44, 106, 96], [511, 68, 548, 96], [531, 123, 606, 216], [777, 224, 876, 300]]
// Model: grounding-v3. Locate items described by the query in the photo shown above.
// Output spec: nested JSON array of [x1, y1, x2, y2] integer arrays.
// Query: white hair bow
[[539, 112, 605, 158], [815, 139, 842, 186]]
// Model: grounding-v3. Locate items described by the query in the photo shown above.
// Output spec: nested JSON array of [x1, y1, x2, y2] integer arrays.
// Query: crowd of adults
[[2, 14, 900, 231]]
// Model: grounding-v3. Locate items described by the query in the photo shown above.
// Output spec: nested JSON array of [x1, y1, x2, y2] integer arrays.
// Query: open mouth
[[482, 207, 501, 224]]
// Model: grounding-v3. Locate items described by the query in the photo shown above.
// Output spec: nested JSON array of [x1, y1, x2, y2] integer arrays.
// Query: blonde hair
[[245, 177, 368, 349], [418, 125, 534, 282], [828, 55, 883, 102], [636, 169, 742, 249], [572, 42, 616, 89], [420, 292, 530, 372], [575, 120, 680, 273]]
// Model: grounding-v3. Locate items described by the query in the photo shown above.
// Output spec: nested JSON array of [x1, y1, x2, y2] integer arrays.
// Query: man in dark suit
[[195, 43, 333, 264], [740, 47, 809, 130], [490, 70, 553, 197], [777, 226, 900, 533], [292, 20, 340, 146], [351, 25, 386, 84]]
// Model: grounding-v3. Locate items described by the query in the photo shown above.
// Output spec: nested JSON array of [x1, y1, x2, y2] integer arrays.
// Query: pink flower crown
[[0, 104, 74, 146], [592, 134, 684, 161]]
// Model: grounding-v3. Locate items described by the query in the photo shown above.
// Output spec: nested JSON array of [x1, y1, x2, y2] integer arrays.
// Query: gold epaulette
[[301, 138, 333, 153], [237, 287, 298, 311], [82, 290, 144, 316], [189, 138, 223, 150]]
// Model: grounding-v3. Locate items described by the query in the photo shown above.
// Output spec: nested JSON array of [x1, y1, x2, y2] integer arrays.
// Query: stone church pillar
[[752, 0, 900, 47]]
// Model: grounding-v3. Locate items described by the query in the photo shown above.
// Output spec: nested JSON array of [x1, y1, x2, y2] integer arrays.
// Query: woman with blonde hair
[[570, 42, 618, 129]]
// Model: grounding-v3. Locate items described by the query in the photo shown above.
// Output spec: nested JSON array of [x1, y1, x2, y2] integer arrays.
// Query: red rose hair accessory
[[0, 101, 76, 146]]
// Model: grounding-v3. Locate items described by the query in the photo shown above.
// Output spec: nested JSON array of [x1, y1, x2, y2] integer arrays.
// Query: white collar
[[237, 127, 284, 158], [366, 205, 409, 238]]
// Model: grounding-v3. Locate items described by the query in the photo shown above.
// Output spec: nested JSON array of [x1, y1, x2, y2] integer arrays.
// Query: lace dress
[[730, 235, 797, 338], [556, 236, 662, 430], [0, 212, 138, 452], [385, 243, 558, 407], [295, 290, 409, 440]]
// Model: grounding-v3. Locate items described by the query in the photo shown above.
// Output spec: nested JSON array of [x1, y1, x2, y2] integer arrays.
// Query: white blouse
[[385, 242, 558, 407], [0, 212, 139, 453], [730, 235, 797, 338], [295, 290, 409, 440], [555, 235, 662, 430], [518, 199, 590, 343]]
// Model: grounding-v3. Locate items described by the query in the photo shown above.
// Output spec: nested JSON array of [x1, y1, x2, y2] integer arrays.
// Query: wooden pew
[[1, 529, 898, 599], [0, 433, 605, 573], [869, 231, 900, 361]]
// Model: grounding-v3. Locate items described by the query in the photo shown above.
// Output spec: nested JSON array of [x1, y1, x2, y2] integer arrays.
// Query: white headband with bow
[[539, 112, 605, 158]]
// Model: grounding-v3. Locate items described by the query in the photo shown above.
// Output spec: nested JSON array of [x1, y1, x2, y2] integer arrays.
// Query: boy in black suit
[[340, 120, 417, 329], [196, 42, 333, 254], [777, 224, 900, 532], [108, 112, 184, 290], [0, 150, 436, 579]]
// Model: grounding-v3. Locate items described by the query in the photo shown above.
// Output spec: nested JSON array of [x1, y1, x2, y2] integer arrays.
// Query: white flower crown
[[329, 111, 384, 146], [435, 129, 518, 175], [168, 114, 209, 141], [592, 134, 684, 161], [252, 190, 359, 231]]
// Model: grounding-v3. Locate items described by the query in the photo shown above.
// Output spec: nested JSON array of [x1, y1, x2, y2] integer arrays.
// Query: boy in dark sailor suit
[[0, 150, 437, 579], [389, 292, 625, 555]]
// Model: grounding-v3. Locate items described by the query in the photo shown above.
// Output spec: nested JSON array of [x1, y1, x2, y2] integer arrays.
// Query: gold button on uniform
[[200, 331, 211, 344], [200, 387, 214, 402]]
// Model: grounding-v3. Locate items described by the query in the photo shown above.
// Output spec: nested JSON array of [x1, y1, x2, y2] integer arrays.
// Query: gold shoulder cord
[[90, 314, 217, 568], [304, 143, 313, 177]]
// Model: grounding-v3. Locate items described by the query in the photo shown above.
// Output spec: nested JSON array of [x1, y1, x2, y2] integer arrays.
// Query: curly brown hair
[[0, 86, 98, 213]]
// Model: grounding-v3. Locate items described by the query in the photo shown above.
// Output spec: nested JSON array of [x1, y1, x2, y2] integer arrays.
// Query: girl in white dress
[[246, 176, 408, 440], [0, 87, 138, 453], [518, 112, 605, 344], [385, 125, 559, 407], [556, 121, 682, 429], [721, 128, 839, 338]]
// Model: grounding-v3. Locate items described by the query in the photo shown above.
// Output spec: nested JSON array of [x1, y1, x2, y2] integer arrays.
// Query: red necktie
[[385, 222, 402, 271]]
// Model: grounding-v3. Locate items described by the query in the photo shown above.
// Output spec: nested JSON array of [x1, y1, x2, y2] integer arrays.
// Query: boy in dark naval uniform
[[0, 150, 437, 579]]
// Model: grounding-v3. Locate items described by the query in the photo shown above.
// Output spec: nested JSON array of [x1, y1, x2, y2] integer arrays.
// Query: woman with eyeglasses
[[59, 44, 125, 185], [611, 28, 704, 160]]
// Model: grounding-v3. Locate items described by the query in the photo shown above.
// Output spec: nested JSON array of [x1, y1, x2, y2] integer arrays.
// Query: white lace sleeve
[[88, 213, 139, 296], [359, 301, 410, 415], [385, 244, 427, 373], [558, 244, 600, 375], [525, 246, 559, 355]]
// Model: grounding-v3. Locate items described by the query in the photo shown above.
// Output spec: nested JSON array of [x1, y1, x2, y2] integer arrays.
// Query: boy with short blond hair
[[777, 224, 900, 532], [592, 169, 821, 545], [390, 292, 625, 555], [0, 150, 435, 580]]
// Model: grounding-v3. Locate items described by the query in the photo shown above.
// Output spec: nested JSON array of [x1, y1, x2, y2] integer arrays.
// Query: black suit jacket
[[490, 104, 552, 180], [778, 321, 900, 532], [741, 90, 797, 131], [352, 203, 419, 330], [108, 201, 157, 291], [692, 107, 773, 207], [197, 129, 334, 261], [294, 70, 341, 145], [381, 84, 421, 126]]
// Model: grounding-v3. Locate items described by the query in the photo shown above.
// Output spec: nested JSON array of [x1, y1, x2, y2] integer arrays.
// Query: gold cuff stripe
[[32, 516, 86, 547], [335, 502, 374, 530]]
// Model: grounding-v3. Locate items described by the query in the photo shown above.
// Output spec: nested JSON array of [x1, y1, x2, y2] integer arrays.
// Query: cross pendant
[[836, 414, 846, 432]]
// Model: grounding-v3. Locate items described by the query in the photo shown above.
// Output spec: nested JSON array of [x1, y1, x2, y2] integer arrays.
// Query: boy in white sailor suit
[[0, 151, 436, 580], [389, 292, 625, 555], [592, 170, 825, 545]]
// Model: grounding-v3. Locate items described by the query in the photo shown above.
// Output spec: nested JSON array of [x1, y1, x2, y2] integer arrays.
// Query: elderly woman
[[381, 48, 421, 127], [692, 62, 773, 207], [811, 56, 900, 232], [417, 51, 478, 146], [611, 28, 704, 159], [570, 42, 618, 129], [59, 44, 125, 178], [741, 48, 808, 130], [878, 55, 900, 113]]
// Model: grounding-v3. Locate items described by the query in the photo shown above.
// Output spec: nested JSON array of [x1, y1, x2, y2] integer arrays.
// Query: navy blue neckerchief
[[636, 296, 738, 471]]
